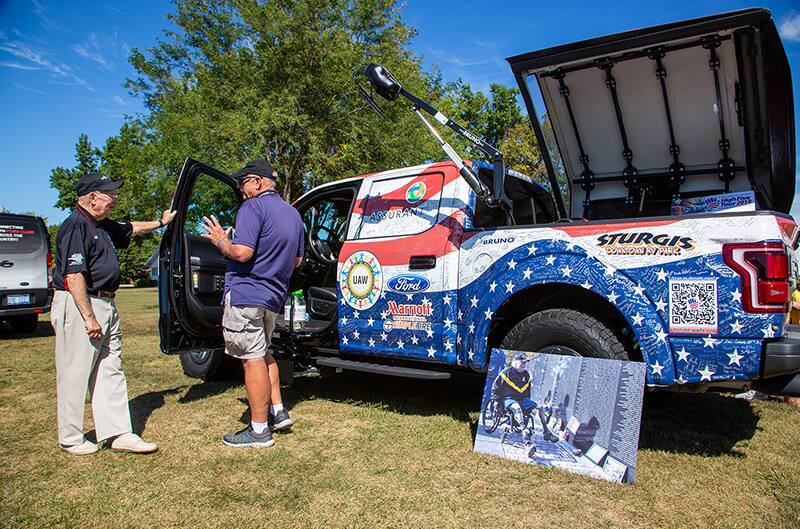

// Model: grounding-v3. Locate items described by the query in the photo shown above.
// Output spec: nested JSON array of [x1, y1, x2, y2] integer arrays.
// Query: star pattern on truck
[[727, 349, 743, 366], [334, 226, 784, 389]]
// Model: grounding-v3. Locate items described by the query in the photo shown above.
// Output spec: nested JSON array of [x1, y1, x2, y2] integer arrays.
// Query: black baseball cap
[[232, 157, 277, 181], [512, 353, 528, 362], [74, 172, 123, 197]]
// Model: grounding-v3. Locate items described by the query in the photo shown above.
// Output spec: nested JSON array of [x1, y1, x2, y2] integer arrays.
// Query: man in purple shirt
[[201, 158, 304, 448]]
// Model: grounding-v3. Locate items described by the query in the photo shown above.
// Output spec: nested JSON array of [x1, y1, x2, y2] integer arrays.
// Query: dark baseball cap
[[74, 172, 123, 196], [232, 157, 277, 181], [512, 353, 528, 362]]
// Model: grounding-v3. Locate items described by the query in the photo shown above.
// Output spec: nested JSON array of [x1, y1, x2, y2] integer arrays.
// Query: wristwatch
[[158, 218, 165, 228]]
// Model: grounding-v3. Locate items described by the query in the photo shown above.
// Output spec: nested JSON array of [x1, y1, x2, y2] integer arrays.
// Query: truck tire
[[179, 349, 241, 381], [11, 315, 39, 335], [501, 309, 629, 360]]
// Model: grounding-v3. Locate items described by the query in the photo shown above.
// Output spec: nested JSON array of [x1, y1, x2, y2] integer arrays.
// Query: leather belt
[[94, 290, 116, 299]]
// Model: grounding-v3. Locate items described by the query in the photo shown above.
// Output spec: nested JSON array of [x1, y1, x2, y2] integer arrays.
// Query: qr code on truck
[[668, 278, 718, 334]]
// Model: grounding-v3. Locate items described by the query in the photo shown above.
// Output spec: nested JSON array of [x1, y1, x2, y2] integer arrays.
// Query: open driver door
[[158, 158, 241, 356]]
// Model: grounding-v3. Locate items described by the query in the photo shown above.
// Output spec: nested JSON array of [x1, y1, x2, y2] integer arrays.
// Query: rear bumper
[[0, 288, 51, 317], [761, 324, 800, 378]]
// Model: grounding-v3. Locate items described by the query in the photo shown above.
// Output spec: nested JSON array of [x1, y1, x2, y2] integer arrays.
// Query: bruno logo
[[387, 274, 430, 293]]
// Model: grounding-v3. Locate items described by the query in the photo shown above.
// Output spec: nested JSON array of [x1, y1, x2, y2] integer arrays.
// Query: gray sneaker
[[269, 409, 294, 431], [222, 425, 275, 448]]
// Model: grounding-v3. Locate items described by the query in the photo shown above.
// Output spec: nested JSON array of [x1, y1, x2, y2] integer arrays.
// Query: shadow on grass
[[168, 369, 760, 458], [638, 391, 759, 457], [179, 380, 241, 403], [125, 381, 241, 436], [0, 320, 54, 339], [283, 373, 758, 457], [284, 370, 486, 423], [130, 387, 185, 435]]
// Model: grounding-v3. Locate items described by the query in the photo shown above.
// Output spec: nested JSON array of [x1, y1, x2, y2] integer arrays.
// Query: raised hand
[[200, 215, 232, 247]]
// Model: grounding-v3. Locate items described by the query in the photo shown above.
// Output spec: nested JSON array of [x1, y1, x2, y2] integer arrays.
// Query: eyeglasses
[[96, 191, 119, 201], [237, 177, 258, 190]]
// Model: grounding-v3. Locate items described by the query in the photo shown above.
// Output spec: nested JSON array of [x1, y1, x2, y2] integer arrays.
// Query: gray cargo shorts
[[222, 292, 278, 360]]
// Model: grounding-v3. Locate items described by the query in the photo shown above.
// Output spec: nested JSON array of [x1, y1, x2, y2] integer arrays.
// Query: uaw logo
[[387, 274, 430, 293], [340, 251, 382, 310], [405, 181, 426, 204], [596, 232, 695, 256]]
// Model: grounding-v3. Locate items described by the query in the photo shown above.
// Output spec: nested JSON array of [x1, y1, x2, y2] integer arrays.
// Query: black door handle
[[409, 255, 436, 270]]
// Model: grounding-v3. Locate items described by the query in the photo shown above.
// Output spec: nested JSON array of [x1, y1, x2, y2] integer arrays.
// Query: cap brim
[[96, 181, 123, 191], [232, 168, 249, 181]]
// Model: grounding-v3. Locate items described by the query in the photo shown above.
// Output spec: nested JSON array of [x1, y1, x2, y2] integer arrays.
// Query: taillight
[[722, 242, 790, 313], [47, 251, 53, 288]]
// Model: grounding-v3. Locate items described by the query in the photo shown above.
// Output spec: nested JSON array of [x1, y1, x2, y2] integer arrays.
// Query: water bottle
[[284, 294, 293, 323], [292, 290, 307, 331]]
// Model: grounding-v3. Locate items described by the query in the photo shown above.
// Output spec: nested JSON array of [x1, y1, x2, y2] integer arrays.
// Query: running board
[[312, 357, 451, 380]]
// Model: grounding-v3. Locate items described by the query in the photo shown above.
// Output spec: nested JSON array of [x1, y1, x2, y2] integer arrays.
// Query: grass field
[[1, 287, 799, 528]]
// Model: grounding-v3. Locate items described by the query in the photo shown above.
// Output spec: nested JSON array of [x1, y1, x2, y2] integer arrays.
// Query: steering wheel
[[307, 224, 341, 265]]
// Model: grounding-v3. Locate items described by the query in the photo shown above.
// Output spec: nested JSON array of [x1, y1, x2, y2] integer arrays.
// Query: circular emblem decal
[[340, 251, 382, 309], [406, 181, 427, 204]]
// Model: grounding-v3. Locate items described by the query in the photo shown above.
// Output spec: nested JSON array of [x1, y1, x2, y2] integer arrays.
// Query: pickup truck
[[158, 8, 800, 396]]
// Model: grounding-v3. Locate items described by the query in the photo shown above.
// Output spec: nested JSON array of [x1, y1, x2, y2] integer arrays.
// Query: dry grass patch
[[0, 287, 798, 528]]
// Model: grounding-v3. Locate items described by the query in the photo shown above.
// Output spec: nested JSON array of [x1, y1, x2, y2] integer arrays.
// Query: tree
[[499, 122, 546, 184], [447, 83, 524, 159], [48, 126, 171, 282], [49, 134, 102, 209], [125, 0, 447, 200], [48, 0, 558, 279]]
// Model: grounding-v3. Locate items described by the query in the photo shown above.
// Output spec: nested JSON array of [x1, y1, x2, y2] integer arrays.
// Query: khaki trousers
[[51, 290, 132, 446]]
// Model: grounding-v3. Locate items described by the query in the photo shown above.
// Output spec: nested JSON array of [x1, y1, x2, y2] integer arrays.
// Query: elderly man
[[200, 158, 304, 448], [51, 172, 175, 455]]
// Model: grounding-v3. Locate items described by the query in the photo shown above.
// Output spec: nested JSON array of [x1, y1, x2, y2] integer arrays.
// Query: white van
[[0, 214, 52, 334]]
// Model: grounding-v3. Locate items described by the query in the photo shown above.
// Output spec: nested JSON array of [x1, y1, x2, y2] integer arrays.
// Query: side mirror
[[364, 63, 402, 101]]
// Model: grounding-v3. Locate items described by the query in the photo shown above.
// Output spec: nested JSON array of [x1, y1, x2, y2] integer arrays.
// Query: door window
[[184, 173, 239, 235], [301, 195, 351, 244], [354, 172, 443, 239]]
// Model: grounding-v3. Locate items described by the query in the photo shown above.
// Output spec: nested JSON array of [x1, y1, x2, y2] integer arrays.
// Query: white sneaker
[[111, 433, 158, 454], [61, 439, 99, 455]]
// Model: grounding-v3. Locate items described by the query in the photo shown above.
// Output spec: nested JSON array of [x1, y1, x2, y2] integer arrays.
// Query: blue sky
[[1, 0, 799, 224]]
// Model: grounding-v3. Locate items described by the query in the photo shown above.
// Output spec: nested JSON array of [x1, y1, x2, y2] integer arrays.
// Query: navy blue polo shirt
[[52, 206, 132, 293], [224, 191, 305, 312]]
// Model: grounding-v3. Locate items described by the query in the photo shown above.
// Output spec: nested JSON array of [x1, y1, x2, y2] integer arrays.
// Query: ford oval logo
[[387, 274, 430, 293]]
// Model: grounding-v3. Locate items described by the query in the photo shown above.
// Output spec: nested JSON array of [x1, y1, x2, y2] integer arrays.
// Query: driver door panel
[[185, 234, 226, 318], [159, 158, 240, 354]]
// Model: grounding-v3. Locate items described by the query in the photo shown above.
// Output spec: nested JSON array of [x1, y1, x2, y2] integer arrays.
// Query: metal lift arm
[[362, 63, 511, 211]]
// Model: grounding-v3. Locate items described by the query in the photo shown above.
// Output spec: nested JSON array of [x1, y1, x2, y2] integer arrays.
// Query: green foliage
[[125, 0, 446, 200], [47, 223, 59, 252], [117, 236, 159, 283], [184, 173, 238, 234], [450, 83, 523, 158], [47, 0, 555, 279], [49, 134, 102, 209]]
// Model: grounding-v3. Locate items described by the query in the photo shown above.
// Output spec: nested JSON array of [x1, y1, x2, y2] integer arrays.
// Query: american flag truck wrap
[[331, 160, 798, 389]]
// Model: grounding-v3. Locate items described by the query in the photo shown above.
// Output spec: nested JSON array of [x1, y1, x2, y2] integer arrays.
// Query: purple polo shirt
[[224, 190, 305, 312]]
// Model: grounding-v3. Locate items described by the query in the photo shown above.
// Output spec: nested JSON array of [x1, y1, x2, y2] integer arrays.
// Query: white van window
[[0, 217, 44, 254]]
